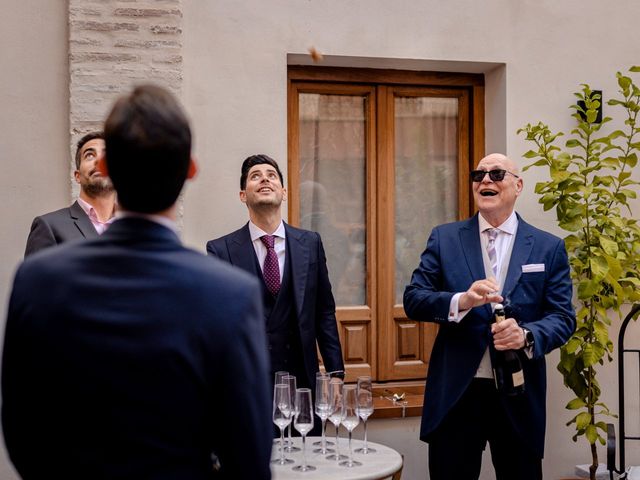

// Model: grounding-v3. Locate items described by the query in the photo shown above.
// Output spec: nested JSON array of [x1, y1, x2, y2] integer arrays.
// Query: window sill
[[370, 381, 424, 419]]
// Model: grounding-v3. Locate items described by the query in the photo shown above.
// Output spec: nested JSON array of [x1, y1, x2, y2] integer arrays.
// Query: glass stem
[[348, 430, 353, 466], [287, 423, 292, 446], [301, 434, 307, 470], [321, 418, 327, 449], [335, 424, 340, 458], [280, 426, 286, 464], [363, 419, 368, 451]]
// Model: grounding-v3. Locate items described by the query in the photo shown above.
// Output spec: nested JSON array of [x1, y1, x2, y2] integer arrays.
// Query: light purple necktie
[[486, 228, 498, 278], [260, 235, 281, 296]]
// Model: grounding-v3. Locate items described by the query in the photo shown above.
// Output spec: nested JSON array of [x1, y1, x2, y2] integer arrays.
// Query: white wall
[[2, 1, 640, 479], [0, 2, 70, 478]]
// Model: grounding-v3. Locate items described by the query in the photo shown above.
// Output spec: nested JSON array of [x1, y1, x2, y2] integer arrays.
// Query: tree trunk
[[589, 442, 598, 480]]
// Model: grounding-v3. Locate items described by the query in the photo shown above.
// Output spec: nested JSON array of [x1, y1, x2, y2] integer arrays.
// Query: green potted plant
[[518, 67, 640, 480]]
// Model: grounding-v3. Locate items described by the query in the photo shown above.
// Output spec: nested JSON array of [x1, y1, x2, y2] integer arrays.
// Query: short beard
[[82, 178, 115, 198]]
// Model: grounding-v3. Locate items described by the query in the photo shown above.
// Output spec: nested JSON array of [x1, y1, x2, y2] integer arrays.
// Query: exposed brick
[[149, 25, 182, 35], [70, 52, 139, 62], [70, 38, 102, 47], [152, 55, 182, 64], [69, 7, 102, 17], [114, 39, 180, 49], [69, 0, 183, 199], [71, 20, 139, 32], [114, 8, 182, 18]]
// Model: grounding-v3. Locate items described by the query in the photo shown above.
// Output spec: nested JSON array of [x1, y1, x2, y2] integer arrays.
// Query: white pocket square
[[522, 263, 545, 273]]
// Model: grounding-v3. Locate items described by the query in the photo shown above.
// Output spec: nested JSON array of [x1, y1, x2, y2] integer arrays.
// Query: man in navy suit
[[24, 131, 117, 257], [404, 153, 575, 480], [2, 85, 272, 479], [206, 155, 345, 395]]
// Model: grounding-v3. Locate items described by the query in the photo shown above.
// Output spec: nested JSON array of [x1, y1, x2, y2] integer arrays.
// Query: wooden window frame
[[288, 66, 485, 388]]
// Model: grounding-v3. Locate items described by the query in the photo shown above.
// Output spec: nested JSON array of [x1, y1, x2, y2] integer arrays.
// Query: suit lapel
[[459, 215, 485, 282], [285, 223, 308, 317], [70, 201, 99, 239], [502, 217, 535, 300], [228, 224, 260, 276]]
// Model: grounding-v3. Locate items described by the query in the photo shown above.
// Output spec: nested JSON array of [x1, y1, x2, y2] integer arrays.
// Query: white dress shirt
[[248, 220, 286, 280], [447, 211, 519, 322]]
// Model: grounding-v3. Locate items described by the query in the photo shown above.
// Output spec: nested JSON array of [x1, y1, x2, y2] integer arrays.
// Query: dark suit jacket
[[3, 218, 273, 480], [206, 222, 344, 389], [403, 213, 575, 458], [24, 200, 98, 257]]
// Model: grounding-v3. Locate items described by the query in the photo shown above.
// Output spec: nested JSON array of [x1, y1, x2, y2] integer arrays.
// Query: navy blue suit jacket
[[403, 213, 575, 458], [24, 201, 99, 257], [206, 222, 344, 389], [3, 218, 273, 480]]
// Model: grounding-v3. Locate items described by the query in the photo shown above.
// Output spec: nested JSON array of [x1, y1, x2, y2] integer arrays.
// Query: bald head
[[476, 153, 519, 175], [472, 153, 523, 227]]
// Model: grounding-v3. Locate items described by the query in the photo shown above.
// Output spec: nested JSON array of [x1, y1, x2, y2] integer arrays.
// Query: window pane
[[394, 96, 459, 304], [298, 93, 366, 306]]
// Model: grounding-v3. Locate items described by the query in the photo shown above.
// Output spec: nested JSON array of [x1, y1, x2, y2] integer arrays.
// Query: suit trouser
[[427, 378, 542, 480]]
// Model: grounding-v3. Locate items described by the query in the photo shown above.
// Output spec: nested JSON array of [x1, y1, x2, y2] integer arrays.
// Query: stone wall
[[68, 0, 183, 196]]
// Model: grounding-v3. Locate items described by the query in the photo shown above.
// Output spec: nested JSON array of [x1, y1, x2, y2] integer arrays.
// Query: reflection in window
[[298, 93, 366, 306], [394, 96, 459, 304]]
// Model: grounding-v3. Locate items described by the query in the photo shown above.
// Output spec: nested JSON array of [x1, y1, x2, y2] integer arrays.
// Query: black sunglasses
[[470, 169, 519, 182]]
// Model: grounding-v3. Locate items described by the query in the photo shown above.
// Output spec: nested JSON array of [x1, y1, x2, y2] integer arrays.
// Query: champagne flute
[[339, 385, 362, 467], [313, 372, 335, 454], [355, 375, 376, 454], [271, 384, 294, 465], [325, 378, 347, 461], [274, 370, 289, 386], [292, 388, 316, 472], [283, 375, 300, 452]]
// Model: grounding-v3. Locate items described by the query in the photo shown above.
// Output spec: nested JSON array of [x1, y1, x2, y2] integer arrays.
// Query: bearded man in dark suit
[[24, 131, 117, 256]]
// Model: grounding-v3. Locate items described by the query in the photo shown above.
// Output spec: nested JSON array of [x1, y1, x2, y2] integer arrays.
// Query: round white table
[[271, 436, 403, 480]]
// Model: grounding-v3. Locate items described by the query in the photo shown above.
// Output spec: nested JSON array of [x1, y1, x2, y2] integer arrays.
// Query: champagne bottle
[[492, 304, 525, 396]]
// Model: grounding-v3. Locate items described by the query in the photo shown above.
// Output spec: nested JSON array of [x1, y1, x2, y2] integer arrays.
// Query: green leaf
[[566, 398, 586, 410], [599, 236, 619, 256], [576, 411, 592, 430], [585, 424, 598, 444]]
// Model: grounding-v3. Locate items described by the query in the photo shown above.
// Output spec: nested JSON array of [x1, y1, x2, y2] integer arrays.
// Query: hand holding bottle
[[491, 316, 526, 350]]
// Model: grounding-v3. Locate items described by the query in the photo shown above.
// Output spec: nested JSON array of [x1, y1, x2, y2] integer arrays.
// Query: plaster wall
[[2, 1, 640, 479]]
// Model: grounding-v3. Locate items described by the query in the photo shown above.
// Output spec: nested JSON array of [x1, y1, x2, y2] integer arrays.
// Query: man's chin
[[83, 180, 115, 197]]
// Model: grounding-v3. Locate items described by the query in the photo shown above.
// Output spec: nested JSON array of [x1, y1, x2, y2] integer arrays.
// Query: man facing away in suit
[[404, 153, 575, 480], [206, 155, 345, 395], [24, 131, 117, 257], [3, 85, 273, 480]]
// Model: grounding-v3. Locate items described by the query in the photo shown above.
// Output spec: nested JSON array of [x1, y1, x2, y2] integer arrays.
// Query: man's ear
[[97, 155, 108, 176], [187, 157, 198, 179], [239, 190, 247, 204]]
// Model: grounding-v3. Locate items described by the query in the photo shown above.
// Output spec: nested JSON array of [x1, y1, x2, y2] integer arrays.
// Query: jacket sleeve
[[403, 227, 456, 324], [314, 233, 345, 373]]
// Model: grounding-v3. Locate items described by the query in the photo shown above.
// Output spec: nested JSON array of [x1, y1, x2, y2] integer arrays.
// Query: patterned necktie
[[260, 235, 281, 296], [486, 228, 499, 278]]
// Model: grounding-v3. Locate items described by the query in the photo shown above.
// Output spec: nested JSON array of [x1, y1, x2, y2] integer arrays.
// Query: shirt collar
[[77, 197, 116, 224], [478, 211, 518, 235], [248, 220, 286, 242], [115, 210, 179, 233]]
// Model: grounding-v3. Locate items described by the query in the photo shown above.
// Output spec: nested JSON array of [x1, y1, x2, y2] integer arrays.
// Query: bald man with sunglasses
[[404, 153, 575, 480]]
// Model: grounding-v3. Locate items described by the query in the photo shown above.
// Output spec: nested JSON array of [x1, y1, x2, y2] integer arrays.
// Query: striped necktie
[[486, 228, 498, 278]]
